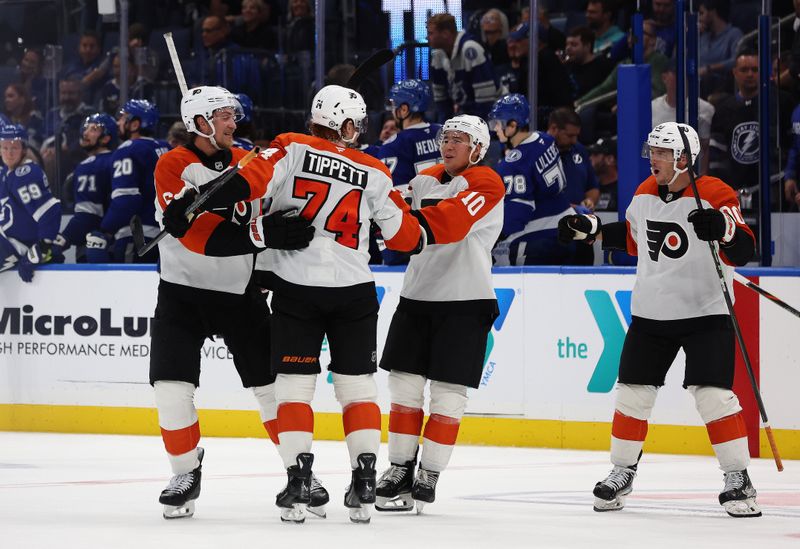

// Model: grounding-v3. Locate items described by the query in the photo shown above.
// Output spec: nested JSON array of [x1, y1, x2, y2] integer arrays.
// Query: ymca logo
[[584, 290, 631, 393], [646, 220, 688, 261], [480, 288, 516, 387]]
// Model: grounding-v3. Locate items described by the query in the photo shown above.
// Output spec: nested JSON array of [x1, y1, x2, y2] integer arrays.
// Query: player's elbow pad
[[720, 227, 755, 266]]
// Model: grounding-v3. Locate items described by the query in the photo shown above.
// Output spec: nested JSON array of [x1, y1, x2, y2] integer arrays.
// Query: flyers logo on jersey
[[645, 220, 688, 261]]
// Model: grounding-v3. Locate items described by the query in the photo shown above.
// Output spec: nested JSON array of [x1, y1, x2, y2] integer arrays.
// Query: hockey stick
[[346, 48, 395, 91], [677, 127, 783, 472], [733, 271, 800, 319], [134, 146, 261, 257], [164, 32, 189, 96]]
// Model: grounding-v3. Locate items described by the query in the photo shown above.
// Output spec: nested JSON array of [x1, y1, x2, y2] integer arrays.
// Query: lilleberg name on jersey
[[302, 151, 368, 188]]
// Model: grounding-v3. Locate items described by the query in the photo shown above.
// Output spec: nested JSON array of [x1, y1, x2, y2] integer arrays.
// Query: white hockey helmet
[[309, 85, 368, 143], [181, 85, 243, 137], [643, 122, 700, 165], [438, 114, 491, 163]]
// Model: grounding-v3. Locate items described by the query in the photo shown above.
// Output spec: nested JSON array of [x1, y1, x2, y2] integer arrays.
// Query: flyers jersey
[[626, 175, 754, 320], [400, 164, 504, 308], [253, 133, 421, 292], [154, 145, 271, 295]]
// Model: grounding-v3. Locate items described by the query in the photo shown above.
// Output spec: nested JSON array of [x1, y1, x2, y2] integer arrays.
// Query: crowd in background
[[2, 0, 800, 277]]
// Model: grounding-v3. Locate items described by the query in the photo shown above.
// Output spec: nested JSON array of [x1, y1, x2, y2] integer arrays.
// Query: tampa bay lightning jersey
[[101, 137, 170, 238], [493, 131, 570, 237], [62, 151, 114, 246], [0, 161, 61, 248], [376, 122, 443, 189], [233, 136, 255, 151]]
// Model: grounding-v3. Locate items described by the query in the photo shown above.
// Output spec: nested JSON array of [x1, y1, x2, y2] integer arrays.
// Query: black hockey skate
[[411, 467, 440, 514], [719, 469, 761, 518], [344, 453, 377, 524], [593, 462, 638, 512], [307, 473, 330, 518], [276, 453, 313, 523], [375, 458, 416, 512], [159, 447, 204, 519]]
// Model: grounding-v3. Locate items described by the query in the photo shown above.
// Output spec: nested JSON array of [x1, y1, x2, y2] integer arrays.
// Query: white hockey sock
[[154, 380, 201, 474], [388, 404, 424, 464]]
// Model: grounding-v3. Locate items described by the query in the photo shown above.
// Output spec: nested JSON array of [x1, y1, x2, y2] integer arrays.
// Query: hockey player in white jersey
[[166, 84, 427, 524], [558, 122, 759, 517], [375, 115, 504, 514], [151, 86, 316, 520]]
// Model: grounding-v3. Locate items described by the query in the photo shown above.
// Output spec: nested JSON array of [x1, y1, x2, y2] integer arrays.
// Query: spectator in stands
[[787, 0, 800, 95], [428, 12, 498, 120], [547, 107, 599, 265], [698, 0, 744, 97], [16, 49, 47, 110], [285, 0, 315, 52], [650, 0, 676, 57], [709, 52, 794, 204], [497, 22, 572, 126], [98, 52, 138, 116], [585, 0, 625, 54], [577, 20, 668, 106], [783, 102, 800, 211], [63, 30, 106, 104], [194, 15, 238, 85], [652, 60, 715, 174], [231, 0, 277, 50], [41, 76, 93, 189], [3, 84, 44, 148], [378, 116, 399, 144], [480, 9, 510, 67], [537, 4, 566, 53], [588, 136, 618, 212], [563, 26, 614, 100]]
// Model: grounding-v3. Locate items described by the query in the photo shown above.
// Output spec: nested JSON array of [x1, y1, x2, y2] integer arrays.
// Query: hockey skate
[[375, 458, 416, 512], [593, 463, 637, 512], [306, 473, 329, 518], [719, 469, 761, 518], [159, 447, 204, 519], [411, 467, 440, 514], [276, 453, 313, 523], [343, 453, 377, 524]]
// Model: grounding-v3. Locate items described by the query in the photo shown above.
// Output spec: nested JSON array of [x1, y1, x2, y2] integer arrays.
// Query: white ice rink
[[1, 432, 798, 549]]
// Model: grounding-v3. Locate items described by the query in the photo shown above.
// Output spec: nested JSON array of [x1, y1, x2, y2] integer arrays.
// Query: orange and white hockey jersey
[[252, 133, 422, 290], [626, 175, 755, 320], [154, 145, 272, 295], [399, 164, 504, 307]]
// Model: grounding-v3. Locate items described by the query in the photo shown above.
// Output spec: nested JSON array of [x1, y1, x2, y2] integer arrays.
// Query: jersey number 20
[[292, 177, 362, 249]]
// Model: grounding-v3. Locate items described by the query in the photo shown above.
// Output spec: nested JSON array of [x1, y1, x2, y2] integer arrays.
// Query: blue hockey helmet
[[234, 93, 253, 124], [388, 79, 432, 114], [488, 94, 531, 130], [119, 99, 160, 130], [83, 113, 119, 148], [0, 123, 28, 145]]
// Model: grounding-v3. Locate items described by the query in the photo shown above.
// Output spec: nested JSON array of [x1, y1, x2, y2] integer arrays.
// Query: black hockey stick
[[130, 214, 145, 254], [133, 146, 261, 257], [346, 48, 395, 90], [732, 271, 800, 319], [677, 126, 783, 472]]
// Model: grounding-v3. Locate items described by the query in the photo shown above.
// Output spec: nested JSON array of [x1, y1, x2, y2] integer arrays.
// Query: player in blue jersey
[[56, 113, 117, 259], [232, 93, 255, 151], [89, 99, 170, 263], [0, 124, 62, 282], [373, 79, 443, 265], [487, 94, 576, 265]]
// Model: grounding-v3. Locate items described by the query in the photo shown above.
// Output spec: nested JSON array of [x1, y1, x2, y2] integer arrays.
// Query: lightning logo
[[731, 122, 759, 165]]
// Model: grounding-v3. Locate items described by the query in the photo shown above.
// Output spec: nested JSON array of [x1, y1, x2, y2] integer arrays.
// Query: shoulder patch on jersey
[[464, 46, 478, 61], [572, 152, 583, 164], [80, 155, 97, 165], [504, 149, 523, 162], [14, 165, 31, 177], [730, 122, 759, 165], [119, 140, 133, 149]]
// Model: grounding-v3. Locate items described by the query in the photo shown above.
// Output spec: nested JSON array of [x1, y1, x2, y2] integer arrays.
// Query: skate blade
[[280, 504, 306, 523], [349, 504, 372, 524], [415, 500, 427, 515], [723, 498, 762, 518], [307, 504, 327, 518], [593, 495, 626, 512], [163, 500, 195, 519], [375, 493, 414, 512]]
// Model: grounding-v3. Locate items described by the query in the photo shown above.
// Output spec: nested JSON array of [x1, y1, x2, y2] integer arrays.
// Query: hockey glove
[[163, 186, 199, 238], [248, 210, 315, 250], [687, 208, 735, 243], [17, 241, 52, 283], [85, 231, 112, 263], [557, 214, 601, 245], [52, 233, 69, 255]]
